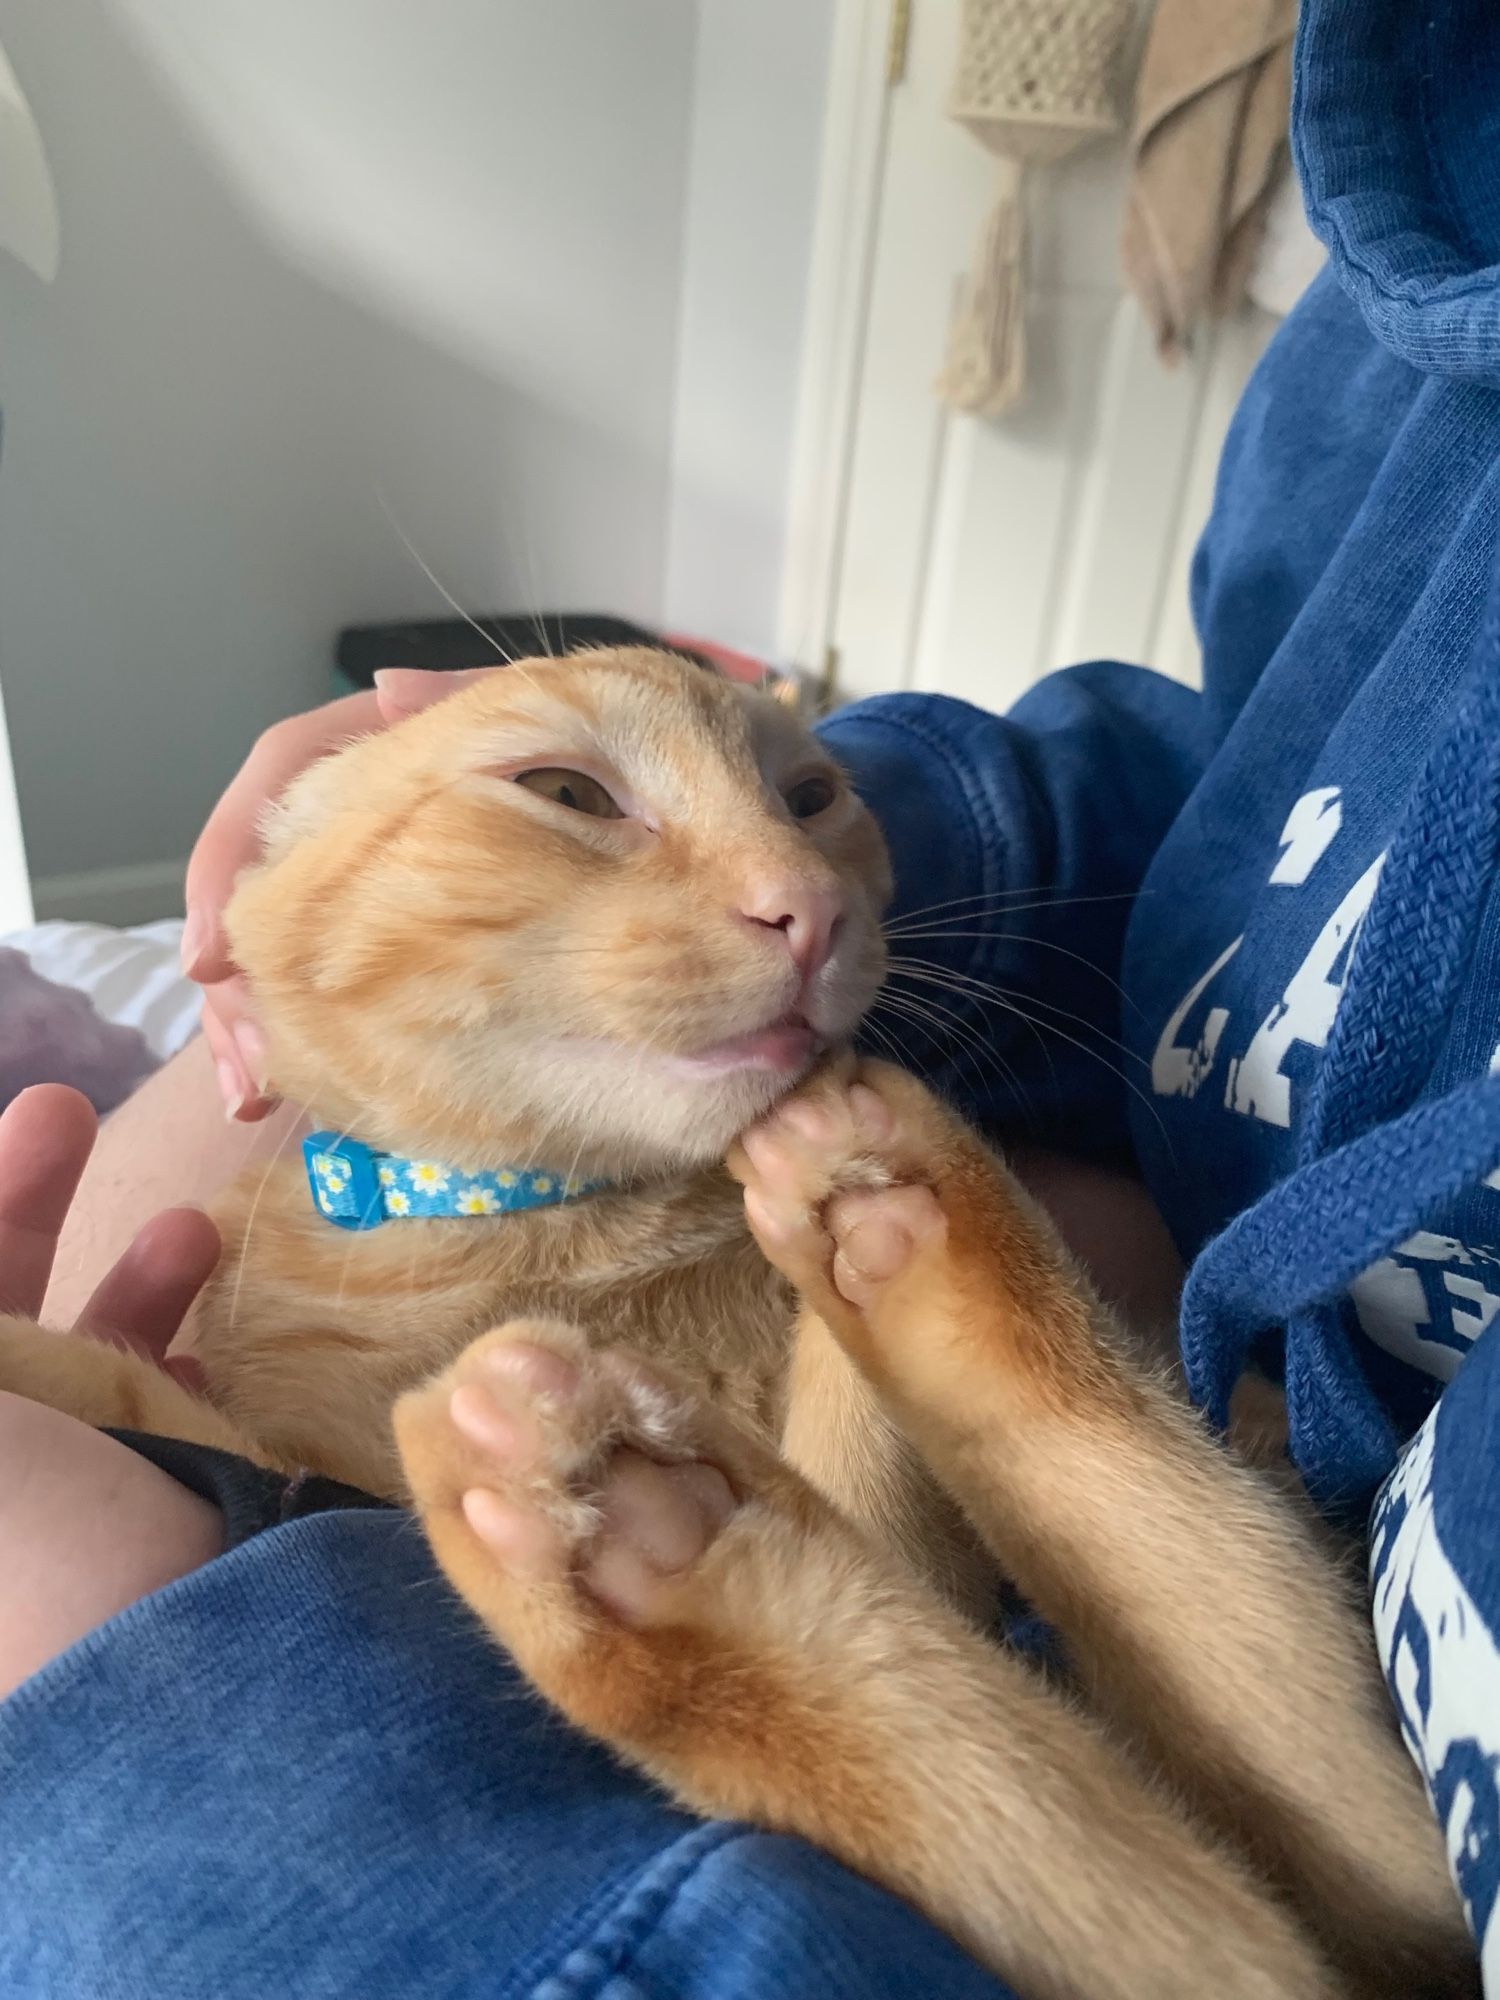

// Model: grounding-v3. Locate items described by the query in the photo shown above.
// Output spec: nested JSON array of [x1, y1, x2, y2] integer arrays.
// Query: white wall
[[0, 0, 704, 917], [662, 0, 834, 662]]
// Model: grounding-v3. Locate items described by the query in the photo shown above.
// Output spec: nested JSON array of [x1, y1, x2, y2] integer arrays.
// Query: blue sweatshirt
[[822, 0, 1500, 1968]]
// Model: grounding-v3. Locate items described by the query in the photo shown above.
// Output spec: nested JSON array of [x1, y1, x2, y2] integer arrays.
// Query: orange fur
[[395, 1065, 1472, 1996], [0, 650, 929, 1525], [397, 1321, 1340, 2000], [0, 652, 1472, 1994]]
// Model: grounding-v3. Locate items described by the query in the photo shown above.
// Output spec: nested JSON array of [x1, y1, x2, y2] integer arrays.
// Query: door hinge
[[886, 0, 912, 85]]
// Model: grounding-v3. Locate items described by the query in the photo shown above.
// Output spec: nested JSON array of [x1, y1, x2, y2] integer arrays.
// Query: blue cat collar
[[303, 1133, 604, 1231]]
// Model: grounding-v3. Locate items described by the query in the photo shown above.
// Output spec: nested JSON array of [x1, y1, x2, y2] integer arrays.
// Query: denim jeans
[[0, 1510, 1010, 1999]]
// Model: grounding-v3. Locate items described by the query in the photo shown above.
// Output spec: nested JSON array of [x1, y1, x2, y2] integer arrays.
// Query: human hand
[[0, 1083, 221, 1390], [182, 668, 495, 1118]]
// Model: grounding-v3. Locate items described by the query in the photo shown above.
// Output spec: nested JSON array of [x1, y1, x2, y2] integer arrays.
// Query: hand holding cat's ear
[[183, 691, 384, 1117], [182, 672, 503, 1119], [370, 666, 496, 720]]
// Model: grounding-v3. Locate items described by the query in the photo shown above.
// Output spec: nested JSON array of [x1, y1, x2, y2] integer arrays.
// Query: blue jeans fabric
[[0, 1510, 1010, 2000]]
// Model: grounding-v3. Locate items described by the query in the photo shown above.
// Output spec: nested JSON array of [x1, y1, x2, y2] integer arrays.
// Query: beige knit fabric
[[938, 0, 1135, 418]]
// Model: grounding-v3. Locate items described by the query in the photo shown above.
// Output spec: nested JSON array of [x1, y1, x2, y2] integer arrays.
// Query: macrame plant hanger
[[937, 0, 1136, 418]]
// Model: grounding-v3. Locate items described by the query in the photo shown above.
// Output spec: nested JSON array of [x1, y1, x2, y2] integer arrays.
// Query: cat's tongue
[[679, 1017, 816, 1077]]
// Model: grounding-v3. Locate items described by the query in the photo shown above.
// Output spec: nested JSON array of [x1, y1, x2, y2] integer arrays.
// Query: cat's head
[[226, 649, 891, 1179]]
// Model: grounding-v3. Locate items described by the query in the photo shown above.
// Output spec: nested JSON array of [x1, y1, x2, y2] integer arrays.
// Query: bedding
[[0, 919, 198, 1118]]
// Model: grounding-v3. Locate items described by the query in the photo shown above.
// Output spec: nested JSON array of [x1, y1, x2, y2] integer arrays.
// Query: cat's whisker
[[862, 998, 1029, 1121], [528, 608, 555, 663], [885, 927, 1147, 1022], [882, 887, 1143, 933], [881, 887, 1061, 927], [856, 1012, 905, 1069], [406, 1187, 422, 1325], [890, 960, 1137, 1084], [870, 987, 1032, 1117], [560, 1117, 591, 1204], [511, 504, 556, 663], [882, 967, 1057, 1105], [884, 961, 1171, 1151], [886, 958, 1150, 1065], [376, 489, 548, 695], [890, 967, 1172, 1147], [872, 999, 1030, 1128], [224, 1104, 309, 1339], [892, 993, 1030, 1105]]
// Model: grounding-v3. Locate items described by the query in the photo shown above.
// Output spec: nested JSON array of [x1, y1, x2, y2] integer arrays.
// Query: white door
[[818, 0, 1278, 713], [0, 673, 33, 930], [0, 33, 49, 929]]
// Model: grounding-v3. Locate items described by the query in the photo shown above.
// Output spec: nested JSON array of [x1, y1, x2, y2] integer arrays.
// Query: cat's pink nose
[[738, 877, 844, 980]]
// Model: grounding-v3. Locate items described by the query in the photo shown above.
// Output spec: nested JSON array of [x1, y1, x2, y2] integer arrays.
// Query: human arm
[[0, 1083, 225, 1694]]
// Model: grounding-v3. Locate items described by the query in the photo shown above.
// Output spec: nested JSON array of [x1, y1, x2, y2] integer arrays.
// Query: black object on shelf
[[335, 614, 710, 691]]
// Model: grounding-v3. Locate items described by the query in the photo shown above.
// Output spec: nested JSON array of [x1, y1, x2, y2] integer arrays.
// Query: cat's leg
[[395, 1318, 1336, 2000], [730, 1063, 1474, 1999], [780, 1305, 994, 1618], [0, 1315, 263, 1458]]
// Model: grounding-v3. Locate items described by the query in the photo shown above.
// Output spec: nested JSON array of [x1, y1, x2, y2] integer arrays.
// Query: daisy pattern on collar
[[303, 1133, 609, 1232]]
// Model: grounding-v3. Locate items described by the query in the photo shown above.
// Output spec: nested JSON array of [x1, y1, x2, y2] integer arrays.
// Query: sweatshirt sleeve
[[817, 661, 1205, 1162]]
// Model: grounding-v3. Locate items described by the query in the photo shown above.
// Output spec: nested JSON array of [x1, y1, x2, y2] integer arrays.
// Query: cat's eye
[[512, 768, 624, 819], [784, 773, 839, 820]]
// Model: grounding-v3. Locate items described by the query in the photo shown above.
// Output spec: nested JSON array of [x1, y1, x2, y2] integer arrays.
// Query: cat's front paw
[[730, 1061, 1099, 1413], [729, 1063, 950, 1330], [400, 1321, 737, 1625], [393, 1320, 836, 1752]]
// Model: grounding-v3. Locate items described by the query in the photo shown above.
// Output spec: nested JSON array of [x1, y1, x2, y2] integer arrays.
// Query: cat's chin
[[487, 1015, 854, 1181], [584, 1045, 823, 1180]]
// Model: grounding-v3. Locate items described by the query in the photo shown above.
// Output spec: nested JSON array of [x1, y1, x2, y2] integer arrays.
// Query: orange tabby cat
[[0, 650, 1471, 1998], [0, 649, 961, 1572]]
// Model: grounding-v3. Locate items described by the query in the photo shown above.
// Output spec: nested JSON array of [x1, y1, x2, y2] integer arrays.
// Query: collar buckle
[[304, 1133, 386, 1231]]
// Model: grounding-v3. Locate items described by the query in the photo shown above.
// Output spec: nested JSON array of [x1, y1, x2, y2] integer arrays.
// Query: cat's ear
[[769, 673, 805, 716]]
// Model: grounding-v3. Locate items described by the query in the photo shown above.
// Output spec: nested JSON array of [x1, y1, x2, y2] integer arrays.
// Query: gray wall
[[0, 0, 706, 917], [663, 0, 835, 661]]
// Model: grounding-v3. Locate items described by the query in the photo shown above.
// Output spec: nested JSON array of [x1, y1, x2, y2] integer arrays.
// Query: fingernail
[[373, 667, 441, 716], [215, 1058, 246, 1120], [231, 1020, 269, 1094], [180, 905, 210, 975]]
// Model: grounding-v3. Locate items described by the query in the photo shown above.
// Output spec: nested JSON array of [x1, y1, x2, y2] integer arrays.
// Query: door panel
[[828, 0, 1276, 712]]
